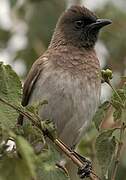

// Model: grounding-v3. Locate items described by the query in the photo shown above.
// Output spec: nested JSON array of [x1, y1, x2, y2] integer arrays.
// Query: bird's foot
[[77, 158, 92, 179], [72, 151, 92, 178]]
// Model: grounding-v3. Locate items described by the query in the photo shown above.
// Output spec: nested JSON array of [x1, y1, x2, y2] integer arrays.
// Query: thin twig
[[0, 97, 41, 129], [111, 122, 125, 180], [107, 81, 124, 105], [0, 97, 101, 180], [105, 80, 126, 180]]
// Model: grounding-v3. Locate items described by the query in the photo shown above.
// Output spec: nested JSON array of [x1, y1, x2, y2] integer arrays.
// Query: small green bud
[[101, 69, 113, 83], [106, 69, 113, 79]]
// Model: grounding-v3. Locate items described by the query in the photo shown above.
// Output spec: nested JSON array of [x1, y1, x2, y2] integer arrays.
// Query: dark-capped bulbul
[[18, 6, 111, 150]]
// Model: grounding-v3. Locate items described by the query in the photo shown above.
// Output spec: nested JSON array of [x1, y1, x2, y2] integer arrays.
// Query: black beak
[[88, 19, 112, 31]]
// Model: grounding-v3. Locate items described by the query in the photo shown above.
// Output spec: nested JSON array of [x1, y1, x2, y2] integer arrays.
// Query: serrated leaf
[[111, 100, 124, 109], [15, 136, 36, 178], [41, 119, 57, 140], [22, 122, 45, 154], [25, 105, 36, 114], [111, 86, 126, 121], [0, 136, 36, 180], [93, 101, 110, 130], [113, 108, 122, 121], [26, 100, 48, 115], [0, 127, 11, 156], [0, 125, 10, 145], [0, 63, 22, 128], [95, 129, 116, 178], [37, 145, 70, 180], [111, 88, 126, 105]]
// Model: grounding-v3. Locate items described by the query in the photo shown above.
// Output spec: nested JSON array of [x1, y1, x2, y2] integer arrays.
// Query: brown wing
[[18, 59, 43, 125]]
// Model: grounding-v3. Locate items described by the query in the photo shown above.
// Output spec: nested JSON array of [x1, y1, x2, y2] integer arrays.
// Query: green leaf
[[0, 127, 11, 155], [0, 125, 10, 145], [111, 88, 126, 105], [113, 108, 122, 121], [93, 101, 110, 130], [95, 129, 117, 178], [37, 145, 70, 180], [0, 155, 30, 180], [111, 86, 126, 121], [15, 136, 36, 178], [41, 119, 57, 140], [26, 99, 48, 115], [0, 63, 22, 128], [0, 135, 36, 180], [22, 122, 45, 154]]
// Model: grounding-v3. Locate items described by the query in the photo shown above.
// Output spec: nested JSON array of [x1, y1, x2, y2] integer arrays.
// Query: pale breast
[[29, 63, 101, 147]]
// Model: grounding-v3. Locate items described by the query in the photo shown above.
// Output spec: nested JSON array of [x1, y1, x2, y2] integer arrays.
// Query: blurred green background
[[0, 0, 126, 179]]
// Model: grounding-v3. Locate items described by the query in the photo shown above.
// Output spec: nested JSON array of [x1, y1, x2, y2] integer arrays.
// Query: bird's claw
[[71, 151, 92, 178], [77, 159, 92, 179]]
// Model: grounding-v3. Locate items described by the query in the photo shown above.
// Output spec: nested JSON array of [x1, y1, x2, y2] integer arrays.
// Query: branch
[[111, 122, 125, 180], [0, 97, 101, 180], [103, 74, 125, 180], [0, 98, 41, 129]]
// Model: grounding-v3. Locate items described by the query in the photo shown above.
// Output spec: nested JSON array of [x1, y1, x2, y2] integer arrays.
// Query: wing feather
[[18, 59, 43, 124]]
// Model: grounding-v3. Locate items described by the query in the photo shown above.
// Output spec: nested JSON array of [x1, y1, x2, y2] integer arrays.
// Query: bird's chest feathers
[[30, 65, 100, 146], [52, 70, 100, 114], [33, 67, 100, 120], [52, 47, 100, 83]]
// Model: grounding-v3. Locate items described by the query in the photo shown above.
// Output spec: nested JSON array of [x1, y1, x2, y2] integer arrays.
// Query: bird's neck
[[48, 30, 67, 49], [49, 30, 95, 56], [48, 41, 100, 78], [49, 33, 93, 52], [47, 29, 100, 76]]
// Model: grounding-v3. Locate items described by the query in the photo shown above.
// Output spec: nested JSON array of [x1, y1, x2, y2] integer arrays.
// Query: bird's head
[[52, 6, 112, 49]]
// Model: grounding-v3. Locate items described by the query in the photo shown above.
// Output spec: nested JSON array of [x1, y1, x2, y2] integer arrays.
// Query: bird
[[18, 5, 111, 156]]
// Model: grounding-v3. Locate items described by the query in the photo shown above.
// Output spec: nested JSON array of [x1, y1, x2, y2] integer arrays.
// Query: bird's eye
[[74, 20, 83, 29]]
